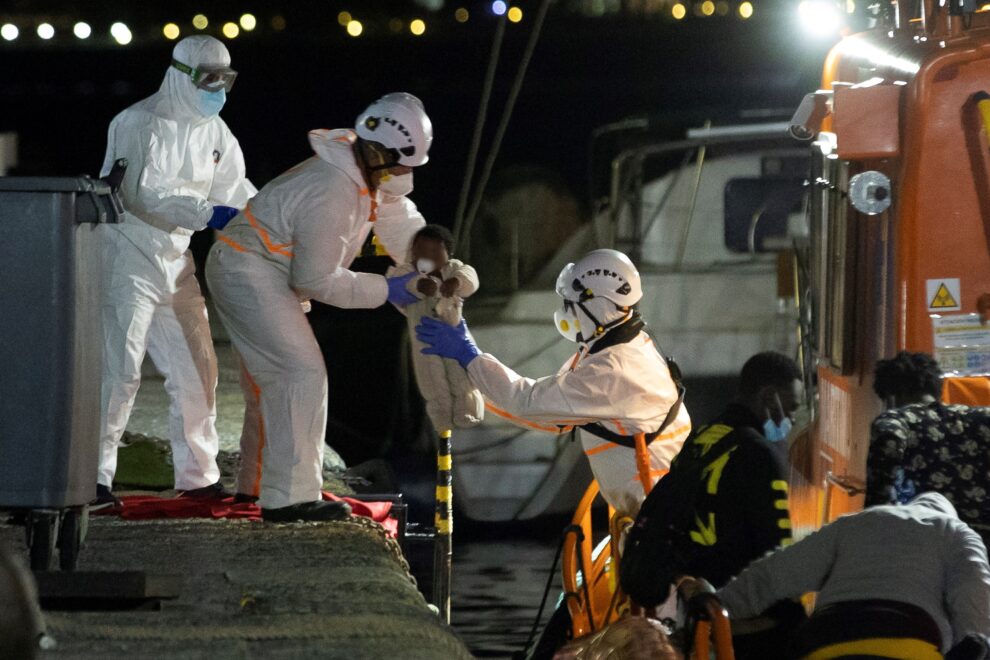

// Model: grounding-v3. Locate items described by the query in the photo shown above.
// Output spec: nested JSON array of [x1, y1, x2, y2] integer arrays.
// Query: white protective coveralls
[[205, 129, 425, 508], [391, 260, 484, 432], [467, 330, 692, 515], [98, 36, 256, 490]]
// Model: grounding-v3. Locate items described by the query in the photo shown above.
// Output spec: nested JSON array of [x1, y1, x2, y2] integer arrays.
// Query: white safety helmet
[[555, 249, 643, 307], [553, 249, 642, 343], [355, 92, 433, 167]]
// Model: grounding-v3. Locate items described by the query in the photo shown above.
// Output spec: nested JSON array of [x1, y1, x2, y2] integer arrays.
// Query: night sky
[[1, 0, 839, 461], [1, 0, 834, 225]]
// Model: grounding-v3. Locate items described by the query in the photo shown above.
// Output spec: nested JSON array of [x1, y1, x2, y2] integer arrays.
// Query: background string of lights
[[0, 1, 771, 46]]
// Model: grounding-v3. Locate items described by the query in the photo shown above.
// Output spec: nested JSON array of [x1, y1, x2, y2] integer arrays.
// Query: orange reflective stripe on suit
[[217, 235, 248, 252], [243, 206, 295, 258], [483, 401, 577, 434], [242, 367, 266, 498]]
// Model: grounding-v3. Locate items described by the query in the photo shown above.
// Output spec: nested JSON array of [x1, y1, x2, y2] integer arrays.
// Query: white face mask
[[554, 300, 585, 343], [377, 172, 414, 197], [553, 297, 630, 344], [416, 258, 436, 274]]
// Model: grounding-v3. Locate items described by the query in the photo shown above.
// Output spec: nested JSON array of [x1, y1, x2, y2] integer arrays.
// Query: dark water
[[401, 505, 568, 659], [451, 534, 564, 658], [397, 459, 570, 659]]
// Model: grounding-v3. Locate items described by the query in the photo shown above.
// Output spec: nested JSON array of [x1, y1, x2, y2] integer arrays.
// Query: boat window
[[723, 177, 807, 253]]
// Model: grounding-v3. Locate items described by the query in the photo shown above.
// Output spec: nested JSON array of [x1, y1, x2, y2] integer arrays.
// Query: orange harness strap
[[634, 433, 653, 495]]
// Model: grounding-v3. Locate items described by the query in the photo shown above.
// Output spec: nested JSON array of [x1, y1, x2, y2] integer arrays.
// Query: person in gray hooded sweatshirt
[[717, 492, 990, 659]]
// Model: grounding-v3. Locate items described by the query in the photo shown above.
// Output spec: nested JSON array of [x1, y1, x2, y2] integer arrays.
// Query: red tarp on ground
[[94, 491, 397, 537]]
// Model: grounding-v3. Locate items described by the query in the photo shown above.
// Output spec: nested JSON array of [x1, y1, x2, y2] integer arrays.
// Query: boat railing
[[605, 121, 795, 264]]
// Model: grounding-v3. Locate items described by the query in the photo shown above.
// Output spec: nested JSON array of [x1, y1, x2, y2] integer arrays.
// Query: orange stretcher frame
[[560, 433, 736, 658]]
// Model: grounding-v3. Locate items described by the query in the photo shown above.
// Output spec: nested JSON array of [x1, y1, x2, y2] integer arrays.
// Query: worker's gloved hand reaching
[[386, 271, 419, 307], [416, 317, 481, 369], [207, 205, 239, 230]]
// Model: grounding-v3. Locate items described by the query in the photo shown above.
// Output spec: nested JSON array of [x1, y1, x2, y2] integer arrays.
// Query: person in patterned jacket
[[865, 351, 990, 543]]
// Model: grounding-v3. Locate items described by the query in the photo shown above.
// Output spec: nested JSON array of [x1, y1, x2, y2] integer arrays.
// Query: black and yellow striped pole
[[976, 91, 990, 143], [433, 429, 453, 624]]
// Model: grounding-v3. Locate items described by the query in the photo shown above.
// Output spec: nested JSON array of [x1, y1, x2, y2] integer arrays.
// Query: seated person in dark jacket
[[673, 351, 805, 659], [865, 351, 990, 544]]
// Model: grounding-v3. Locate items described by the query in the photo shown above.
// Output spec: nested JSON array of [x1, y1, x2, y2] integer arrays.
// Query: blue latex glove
[[207, 205, 239, 230], [415, 317, 481, 369], [386, 271, 419, 307]]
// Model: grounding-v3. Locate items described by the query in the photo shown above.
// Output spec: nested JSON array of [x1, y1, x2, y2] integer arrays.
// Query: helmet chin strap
[[575, 300, 630, 344]]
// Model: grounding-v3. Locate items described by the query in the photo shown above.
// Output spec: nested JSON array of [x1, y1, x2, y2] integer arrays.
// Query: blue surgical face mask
[[763, 416, 792, 442], [197, 89, 226, 117]]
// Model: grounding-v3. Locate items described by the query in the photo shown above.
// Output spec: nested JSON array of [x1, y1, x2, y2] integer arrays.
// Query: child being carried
[[390, 225, 483, 432]]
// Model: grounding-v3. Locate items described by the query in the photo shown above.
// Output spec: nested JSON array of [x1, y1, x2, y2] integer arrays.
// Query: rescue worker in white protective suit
[[416, 249, 692, 516], [97, 35, 257, 506], [205, 93, 430, 521]]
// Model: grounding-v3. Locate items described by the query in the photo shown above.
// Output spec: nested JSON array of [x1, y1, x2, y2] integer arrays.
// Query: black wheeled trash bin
[[0, 175, 123, 571]]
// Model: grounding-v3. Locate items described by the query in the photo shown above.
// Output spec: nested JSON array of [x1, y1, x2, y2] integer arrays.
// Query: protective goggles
[[171, 59, 238, 93], [362, 142, 416, 173]]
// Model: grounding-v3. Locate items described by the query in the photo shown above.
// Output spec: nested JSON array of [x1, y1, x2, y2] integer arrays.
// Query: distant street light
[[73, 22, 92, 39], [347, 20, 363, 37], [111, 22, 132, 45], [410, 19, 426, 35], [163, 23, 180, 40], [37, 23, 55, 40], [240, 14, 257, 31], [222, 22, 240, 39], [1, 24, 18, 41]]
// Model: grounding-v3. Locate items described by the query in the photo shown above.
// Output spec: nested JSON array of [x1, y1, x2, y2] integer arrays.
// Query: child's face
[[412, 237, 449, 274]]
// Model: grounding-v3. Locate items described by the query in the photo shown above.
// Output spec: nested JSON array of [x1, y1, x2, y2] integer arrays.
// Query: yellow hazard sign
[[931, 284, 958, 308], [926, 278, 961, 312]]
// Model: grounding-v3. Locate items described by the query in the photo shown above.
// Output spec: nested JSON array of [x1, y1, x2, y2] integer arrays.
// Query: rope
[[674, 120, 710, 269], [514, 524, 577, 660], [453, 15, 507, 248], [563, 523, 597, 635], [460, 0, 554, 261]]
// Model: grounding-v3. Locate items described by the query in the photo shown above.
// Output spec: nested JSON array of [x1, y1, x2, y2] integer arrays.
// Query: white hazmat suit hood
[[153, 36, 232, 123]]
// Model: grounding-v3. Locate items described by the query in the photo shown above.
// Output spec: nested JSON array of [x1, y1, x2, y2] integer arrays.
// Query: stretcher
[[560, 432, 736, 658]]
